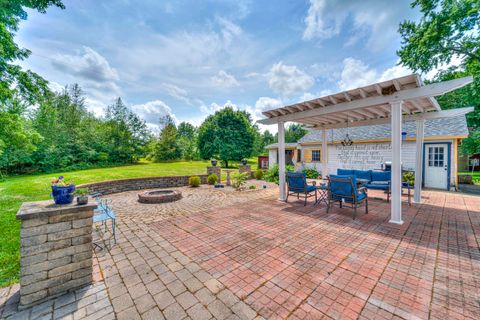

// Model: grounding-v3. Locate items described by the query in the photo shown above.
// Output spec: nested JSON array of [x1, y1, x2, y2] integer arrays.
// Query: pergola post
[[322, 128, 329, 178], [390, 101, 403, 224], [414, 119, 424, 203], [278, 121, 286, 201]]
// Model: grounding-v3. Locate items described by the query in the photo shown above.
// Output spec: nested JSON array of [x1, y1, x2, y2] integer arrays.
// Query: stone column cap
[[16, 199, 98, 220]]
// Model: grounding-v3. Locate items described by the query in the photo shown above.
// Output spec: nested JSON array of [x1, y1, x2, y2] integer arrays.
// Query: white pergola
[[258, 74, 473, 224]]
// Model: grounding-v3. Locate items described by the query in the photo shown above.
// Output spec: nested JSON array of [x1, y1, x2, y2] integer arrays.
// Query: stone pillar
[[207, 166, 221, 182], [238, 165, 252, 178], [16, 199, 97, 309]]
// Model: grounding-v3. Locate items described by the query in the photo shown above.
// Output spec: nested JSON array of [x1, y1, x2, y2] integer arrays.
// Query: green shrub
[[232, 172, 248, 190], [74, 188, 89, 196], [189, 176, 201, 187], [207, 173, 219, 185], [249, 185, 256, 190], [302, 168, 320, 179], [264, 164, 295, 184], [403, 171, 415, 186], [254, 169, 264, 180]]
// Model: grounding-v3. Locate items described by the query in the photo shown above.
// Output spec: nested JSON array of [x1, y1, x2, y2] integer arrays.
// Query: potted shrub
[[241, 158, 248, 165], [51, 176, 75, 205], [211, 158, 218, 166], [75, 188, 89, 205]]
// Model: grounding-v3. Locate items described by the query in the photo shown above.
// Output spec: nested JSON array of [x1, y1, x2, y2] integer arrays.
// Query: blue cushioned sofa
[[336, 169, 391, 202]]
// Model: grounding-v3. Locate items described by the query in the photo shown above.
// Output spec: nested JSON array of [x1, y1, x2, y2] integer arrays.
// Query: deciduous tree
[[197, 107, 256, 167]]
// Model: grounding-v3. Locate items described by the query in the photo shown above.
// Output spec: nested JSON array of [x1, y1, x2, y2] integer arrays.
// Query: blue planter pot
[[52, 185, 76, 205]]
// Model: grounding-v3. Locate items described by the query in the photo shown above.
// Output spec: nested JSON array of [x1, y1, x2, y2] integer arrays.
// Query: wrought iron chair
[[91, 193, 116, 247], [327, 175, 368, 219], [286, 172, 317, 206]]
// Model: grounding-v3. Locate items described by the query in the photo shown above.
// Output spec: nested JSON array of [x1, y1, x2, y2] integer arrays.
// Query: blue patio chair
[[327, 175, 368, 219], [286, 172, 317, 206], [92, 194, 116, 245]]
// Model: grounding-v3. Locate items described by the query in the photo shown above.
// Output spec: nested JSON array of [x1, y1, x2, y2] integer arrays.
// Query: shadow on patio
[[151, 190, 480, 319]]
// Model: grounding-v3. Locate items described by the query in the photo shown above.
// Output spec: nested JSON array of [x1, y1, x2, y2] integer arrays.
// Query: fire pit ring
[[138, 190, 182, 204]]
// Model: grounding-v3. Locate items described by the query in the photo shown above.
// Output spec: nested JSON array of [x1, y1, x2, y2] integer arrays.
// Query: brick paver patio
[[1, 185, 480, 319]]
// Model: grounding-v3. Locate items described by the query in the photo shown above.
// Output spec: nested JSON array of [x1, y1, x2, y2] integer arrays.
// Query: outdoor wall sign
[[335, 143, 391, 168]]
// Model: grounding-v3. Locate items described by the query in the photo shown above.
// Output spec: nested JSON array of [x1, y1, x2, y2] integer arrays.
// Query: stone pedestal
[[207, 166, 221, 182], [16, 199, 97, 309], [239, 165, 252, 178]]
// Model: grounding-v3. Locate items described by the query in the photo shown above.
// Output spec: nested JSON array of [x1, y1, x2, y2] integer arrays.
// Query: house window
[[312, 150, 321, 162]]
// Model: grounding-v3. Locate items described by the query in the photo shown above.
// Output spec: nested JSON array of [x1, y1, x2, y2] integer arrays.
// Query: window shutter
[[304, 149, 312, 162]]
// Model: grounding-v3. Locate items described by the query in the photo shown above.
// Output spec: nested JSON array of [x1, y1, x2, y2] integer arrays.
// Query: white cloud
[[48, 81, 65, 93], [338, 58, 378, 90], [52, 46, 119, 83], [211, 70, 239, 87], [246, 97, 283, 133], [268, 62, 314, 96], [200, 100, 238, 115], [302, 0, 416, 51], [50, 46, 121, 104], [303, 0, 343, 40], [338, 58, 411, 90], [85, 98, 107, 117], [162, 83, 190, 104], [253, 97, 282, 115], [130, 100, 178, 132]]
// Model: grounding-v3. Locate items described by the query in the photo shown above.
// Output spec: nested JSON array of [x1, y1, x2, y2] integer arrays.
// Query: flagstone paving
[[1, 185, 480, 319]]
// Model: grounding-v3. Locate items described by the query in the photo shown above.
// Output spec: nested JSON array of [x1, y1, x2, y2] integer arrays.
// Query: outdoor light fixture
[[341, 115, 354, 146], [341, 134, 353, 146]]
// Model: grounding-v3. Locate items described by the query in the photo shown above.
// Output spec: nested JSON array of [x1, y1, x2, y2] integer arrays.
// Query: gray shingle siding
[[298, 115, 469, 144]]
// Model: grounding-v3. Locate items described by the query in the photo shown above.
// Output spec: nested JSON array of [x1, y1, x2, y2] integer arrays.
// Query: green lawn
[[459, 171, 480, 184], [0, 159, 234, 287]]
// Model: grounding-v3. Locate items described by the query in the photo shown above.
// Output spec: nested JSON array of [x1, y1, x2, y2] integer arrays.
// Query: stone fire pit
[[138, 190, 182, 203]]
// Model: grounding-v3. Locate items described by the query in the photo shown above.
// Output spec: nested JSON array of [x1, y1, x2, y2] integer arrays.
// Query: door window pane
[[428, 146, 446, 167]]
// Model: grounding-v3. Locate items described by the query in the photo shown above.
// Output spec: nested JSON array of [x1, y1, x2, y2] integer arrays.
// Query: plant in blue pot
[[51, 176, 75, 205]]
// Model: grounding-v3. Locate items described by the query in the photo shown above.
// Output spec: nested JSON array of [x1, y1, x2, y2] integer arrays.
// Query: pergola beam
[[313, 107, 473, 129], [258, 76, 473, 125]]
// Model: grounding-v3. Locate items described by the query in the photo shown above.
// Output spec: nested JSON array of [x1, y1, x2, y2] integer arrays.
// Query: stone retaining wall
[[16, 200, 97, 309], [79, 175, 208, 195]]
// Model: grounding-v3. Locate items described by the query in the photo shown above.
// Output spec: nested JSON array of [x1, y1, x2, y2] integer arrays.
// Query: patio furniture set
[[286, 169, 413, 219]]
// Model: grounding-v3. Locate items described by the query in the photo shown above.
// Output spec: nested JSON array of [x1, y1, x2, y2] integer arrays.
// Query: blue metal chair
[[286, 172, 317, 206], [327, 175, 368, 219], [92, 194, 116, 245]]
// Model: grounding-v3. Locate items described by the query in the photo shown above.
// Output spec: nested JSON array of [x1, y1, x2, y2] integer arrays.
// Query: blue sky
[[18, 0, 425, 131]]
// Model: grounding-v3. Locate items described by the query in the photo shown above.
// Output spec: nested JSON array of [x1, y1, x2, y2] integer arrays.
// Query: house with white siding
[[267, 115, 469, 190]]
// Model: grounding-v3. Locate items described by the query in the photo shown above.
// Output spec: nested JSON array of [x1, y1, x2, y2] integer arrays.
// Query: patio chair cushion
[[337, 169, 354, 176], [353, 170, 372, 181], [364, 181, 389, 190], [329, 174, 364, 202], [371, 171, 391, 182], [287, 172, 315, 193]]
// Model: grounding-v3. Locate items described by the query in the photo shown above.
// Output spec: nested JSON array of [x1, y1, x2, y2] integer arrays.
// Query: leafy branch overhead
[[1, 1, 65, 104], [398, 0, 480, 155]]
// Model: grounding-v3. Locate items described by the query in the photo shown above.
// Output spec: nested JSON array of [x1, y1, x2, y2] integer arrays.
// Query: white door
[[424, 144, 448, 189]]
